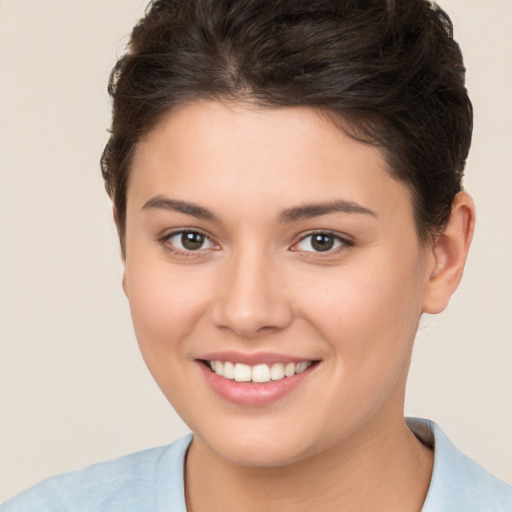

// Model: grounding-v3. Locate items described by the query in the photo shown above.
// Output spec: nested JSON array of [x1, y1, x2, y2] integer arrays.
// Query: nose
[[210, 250, 294, 338]]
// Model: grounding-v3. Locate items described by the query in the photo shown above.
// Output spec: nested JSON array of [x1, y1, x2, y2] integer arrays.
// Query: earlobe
[[422, 192, 475, 314]]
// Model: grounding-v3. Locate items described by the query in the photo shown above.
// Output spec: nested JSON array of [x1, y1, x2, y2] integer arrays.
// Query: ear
[[422, 192, 475, 314], [112, 205, 128, 296], [122, 272, 128, 297]]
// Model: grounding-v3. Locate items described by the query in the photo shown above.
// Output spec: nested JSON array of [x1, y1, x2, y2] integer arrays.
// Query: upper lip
[[196, 351, 319, 366]]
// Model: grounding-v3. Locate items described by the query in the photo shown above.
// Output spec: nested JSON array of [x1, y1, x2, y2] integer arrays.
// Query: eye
[[162, 230, 217, 252], [293, 232, 348, 253]]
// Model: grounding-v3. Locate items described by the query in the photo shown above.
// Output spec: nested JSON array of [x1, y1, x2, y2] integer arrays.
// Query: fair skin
[[122, 101, 474, 512]]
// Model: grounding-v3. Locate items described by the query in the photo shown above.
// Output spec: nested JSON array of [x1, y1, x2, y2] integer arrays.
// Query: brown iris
[[181, 231, 205, 250], [311, 234, 336, 252]]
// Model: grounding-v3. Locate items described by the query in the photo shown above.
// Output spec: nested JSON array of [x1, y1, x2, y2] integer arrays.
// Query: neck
[[185, 415, 433, 512]]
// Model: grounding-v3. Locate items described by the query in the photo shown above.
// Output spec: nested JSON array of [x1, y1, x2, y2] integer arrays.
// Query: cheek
[[124, 260, 217, 415], [125, 257, 213, 356], [296, 251, 425, 360]]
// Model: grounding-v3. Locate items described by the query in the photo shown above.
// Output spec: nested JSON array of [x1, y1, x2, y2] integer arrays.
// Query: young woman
[[2, 0, 511, 510]]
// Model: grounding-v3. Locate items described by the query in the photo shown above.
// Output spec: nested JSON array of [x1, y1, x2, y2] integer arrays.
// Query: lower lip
[[197, 362, 317, 407]]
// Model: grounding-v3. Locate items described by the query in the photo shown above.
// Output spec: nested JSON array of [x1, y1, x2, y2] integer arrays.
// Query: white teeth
[[284, 362, 296, 377], [223, 361, 235, 380], [296, 362, 308, 373], [252, 364, 271, 383], [209, 360, 312, 383], [234, 363, 252, 382], [214, 361, 224, 376], [270, 363, 285, 380]]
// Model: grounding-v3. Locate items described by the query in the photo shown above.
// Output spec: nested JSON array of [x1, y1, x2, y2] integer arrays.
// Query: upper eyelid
[[158, 228, 219, 250], [158, 228, 352, 249], [155, 230, 220, 262], [295, 230, 352, 244], [160, 227, 212, 240], [289, 231, 353, 255]]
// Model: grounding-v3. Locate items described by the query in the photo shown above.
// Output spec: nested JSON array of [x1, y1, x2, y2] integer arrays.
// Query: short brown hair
[[101, 0, 472, 250]]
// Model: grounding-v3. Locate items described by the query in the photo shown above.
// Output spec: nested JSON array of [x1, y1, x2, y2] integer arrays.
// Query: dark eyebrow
[[142, 196, 217, 221], [279, 200, 376, 223]]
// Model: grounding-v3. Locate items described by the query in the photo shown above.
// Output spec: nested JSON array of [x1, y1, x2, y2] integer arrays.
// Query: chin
[[207, 435, 312, 468], [189, 416, 328, 468]]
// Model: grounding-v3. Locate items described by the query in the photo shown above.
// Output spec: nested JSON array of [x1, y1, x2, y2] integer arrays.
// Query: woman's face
[[123, 101, 435, 466]]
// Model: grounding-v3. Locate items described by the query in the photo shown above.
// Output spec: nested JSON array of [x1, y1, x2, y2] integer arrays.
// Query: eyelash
[[158, 229, 218, 257], [158, 229, 353, 257], [291, 231, 353, 256]]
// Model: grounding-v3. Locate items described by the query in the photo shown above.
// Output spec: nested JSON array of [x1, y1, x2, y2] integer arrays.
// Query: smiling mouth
[[205, 360, 316, 383]]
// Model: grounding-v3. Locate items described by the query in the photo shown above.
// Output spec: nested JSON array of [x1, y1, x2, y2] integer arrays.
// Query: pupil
[[312, 234, 334, 252], [182, 232, 204, 250]]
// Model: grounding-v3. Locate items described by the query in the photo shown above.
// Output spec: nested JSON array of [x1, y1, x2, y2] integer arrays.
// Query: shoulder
[[407, 418, 512, 512], [0, 434, 192, 512]]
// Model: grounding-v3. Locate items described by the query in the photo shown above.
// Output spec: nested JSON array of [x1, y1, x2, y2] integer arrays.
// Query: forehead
[[128, 101, 412, 220]]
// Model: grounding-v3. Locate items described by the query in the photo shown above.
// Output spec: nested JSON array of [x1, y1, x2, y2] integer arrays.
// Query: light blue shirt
[[2, 419, 511, 511]]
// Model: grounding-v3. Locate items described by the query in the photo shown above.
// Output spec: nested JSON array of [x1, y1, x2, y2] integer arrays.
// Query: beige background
[[0, 0, 511, 502]]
